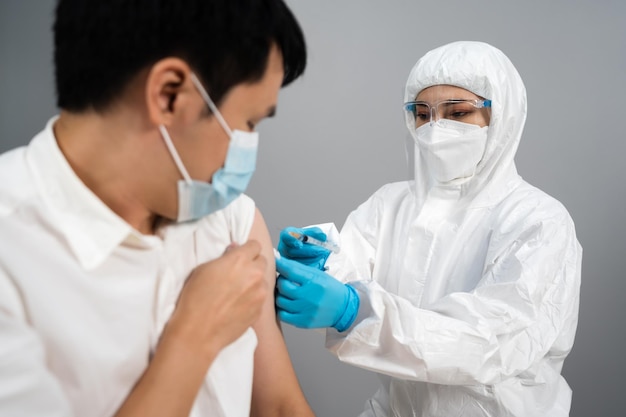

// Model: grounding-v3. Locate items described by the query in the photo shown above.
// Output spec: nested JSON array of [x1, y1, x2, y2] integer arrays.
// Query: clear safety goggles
[[404, 98, 492, 127]]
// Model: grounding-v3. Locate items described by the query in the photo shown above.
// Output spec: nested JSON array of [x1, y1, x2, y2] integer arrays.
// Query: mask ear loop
[[158, 124, 193, 185], [190, 73, 233, 137]]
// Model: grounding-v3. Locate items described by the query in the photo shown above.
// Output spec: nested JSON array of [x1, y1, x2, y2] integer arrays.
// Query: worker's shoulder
[[495, 179, 575, 230], [511, 180, 570, 213], [369, 181, 412, 200], [0, 146, 38, 217], [351, 181, 412, 212]]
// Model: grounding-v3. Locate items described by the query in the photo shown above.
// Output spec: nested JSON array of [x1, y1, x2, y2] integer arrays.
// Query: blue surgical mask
[[159, 73, 258, 222]]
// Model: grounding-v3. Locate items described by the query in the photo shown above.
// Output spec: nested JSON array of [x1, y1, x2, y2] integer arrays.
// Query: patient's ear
[[144, 57, 195, 127]]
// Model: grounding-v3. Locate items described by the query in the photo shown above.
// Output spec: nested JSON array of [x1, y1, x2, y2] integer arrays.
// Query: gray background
[[1, 1, 624, 416]]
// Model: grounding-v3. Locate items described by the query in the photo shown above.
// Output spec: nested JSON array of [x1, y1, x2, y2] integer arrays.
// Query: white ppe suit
[[323, 41, 582, 417]]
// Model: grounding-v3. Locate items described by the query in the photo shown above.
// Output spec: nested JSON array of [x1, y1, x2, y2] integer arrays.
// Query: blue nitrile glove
[[277, 226, 331, 271], [275, 256, 359, 332]]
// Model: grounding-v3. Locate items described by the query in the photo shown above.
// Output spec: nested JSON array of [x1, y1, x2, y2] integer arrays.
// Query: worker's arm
[[248, 208, 315, 417], [325, 190, 582, 386]]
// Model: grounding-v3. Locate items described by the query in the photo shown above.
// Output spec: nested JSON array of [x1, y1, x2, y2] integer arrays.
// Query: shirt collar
[[27, 116, 152, 270]]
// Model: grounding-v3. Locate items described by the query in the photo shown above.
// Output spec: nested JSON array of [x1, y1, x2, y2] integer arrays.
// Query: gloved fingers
[[275, 275, 301, 299], [280, 226, 328, 244], [279, 227, 306, 249], [277, 309, 299, 326], [276, 256, 319, 285], [278, 310, 315, 328], [275, 294, 309, 313], [278, 227, 306, 259], [280, 243, 330, 261], [301, 226, 328, 242], [278, 226, 331, 259]]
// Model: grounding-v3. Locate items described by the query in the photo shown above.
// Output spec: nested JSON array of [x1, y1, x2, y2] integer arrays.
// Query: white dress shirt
[[0, 118, 258, 417]]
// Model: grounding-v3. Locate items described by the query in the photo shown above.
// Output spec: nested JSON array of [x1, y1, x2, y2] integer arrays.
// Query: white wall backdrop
[[1, 1, 625, 416]]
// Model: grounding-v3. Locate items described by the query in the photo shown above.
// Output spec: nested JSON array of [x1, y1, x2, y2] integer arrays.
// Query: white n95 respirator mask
[[414, 119, 488, 183]]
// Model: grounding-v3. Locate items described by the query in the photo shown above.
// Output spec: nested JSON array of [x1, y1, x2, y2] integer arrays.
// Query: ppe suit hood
[[404, 41, 527, 209]]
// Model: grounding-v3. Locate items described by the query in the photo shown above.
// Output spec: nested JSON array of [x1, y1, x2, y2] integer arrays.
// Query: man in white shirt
[[0, 1, 313, 416]]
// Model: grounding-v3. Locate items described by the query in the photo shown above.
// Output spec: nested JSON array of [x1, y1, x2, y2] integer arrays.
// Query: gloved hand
[[277, 226, 331, 271], [275, 256, 359, 332]]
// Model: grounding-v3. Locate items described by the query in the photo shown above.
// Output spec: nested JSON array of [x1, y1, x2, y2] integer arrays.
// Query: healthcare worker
[[275, 41, 582, 417], [0, 1, 314, 417]]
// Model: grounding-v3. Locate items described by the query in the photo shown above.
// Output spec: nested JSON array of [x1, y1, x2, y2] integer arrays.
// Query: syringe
[[288, 231, 341, 254]]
